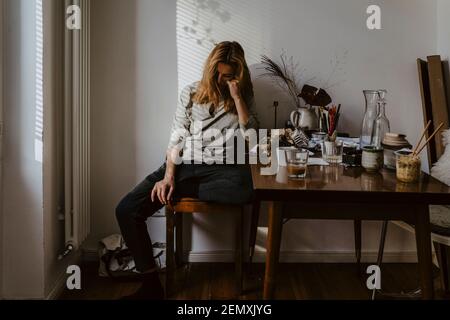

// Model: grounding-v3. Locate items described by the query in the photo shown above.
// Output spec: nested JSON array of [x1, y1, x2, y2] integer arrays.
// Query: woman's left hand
[[227, 80, 241, 101]]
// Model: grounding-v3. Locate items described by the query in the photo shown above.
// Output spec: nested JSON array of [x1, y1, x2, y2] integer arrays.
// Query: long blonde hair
[[193, 41, 254, 114]]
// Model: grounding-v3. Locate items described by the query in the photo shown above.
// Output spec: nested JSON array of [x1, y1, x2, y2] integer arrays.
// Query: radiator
[[64, 0, 90, 250]]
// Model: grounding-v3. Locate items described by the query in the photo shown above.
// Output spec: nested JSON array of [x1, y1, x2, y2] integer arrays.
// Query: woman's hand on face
[[151, 177, 175, 205], [227, 80, 241, 101]]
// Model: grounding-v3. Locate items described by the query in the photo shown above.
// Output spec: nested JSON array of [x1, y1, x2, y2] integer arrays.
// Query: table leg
[[263, 201, 283, 300], [414, 204, 434, 300], [249, 200, 261, 264]]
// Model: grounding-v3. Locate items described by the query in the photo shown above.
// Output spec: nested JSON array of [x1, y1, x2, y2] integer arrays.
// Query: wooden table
[[250, 164, 450, 300]]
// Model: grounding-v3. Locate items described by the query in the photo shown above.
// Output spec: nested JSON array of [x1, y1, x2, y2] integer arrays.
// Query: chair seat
[[430, 205, 450, 237], [171, 197, 200, 202], [168, 198, 243, 214], [397, 205, 450, 237]]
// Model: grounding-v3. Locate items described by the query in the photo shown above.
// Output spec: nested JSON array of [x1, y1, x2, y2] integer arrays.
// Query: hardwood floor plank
[[59, 262, 449, 300]]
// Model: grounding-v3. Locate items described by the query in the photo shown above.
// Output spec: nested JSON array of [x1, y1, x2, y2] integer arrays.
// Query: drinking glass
[[285, 148, 309, 179], [321, 140, 344, 164]]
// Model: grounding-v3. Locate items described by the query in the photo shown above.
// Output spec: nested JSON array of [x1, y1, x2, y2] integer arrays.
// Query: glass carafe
[[360, 90, 386, 147], [372, 98, 391, 148]]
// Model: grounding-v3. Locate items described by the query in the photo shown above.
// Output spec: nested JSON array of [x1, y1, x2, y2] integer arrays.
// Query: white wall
[[0, 0, 5, 299], [438, 0, 450, 60], [2, 0, 45, 298], [89, 0, 178, 245], [437, 0, 450, 116], [88, 0, 439, 261]]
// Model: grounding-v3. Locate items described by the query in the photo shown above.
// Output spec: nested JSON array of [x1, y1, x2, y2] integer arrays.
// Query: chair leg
[[372, 220, 388, 300], [354, 220, 362, 266], [235, 207, 244, 295], [434, 242, 450, 294], [175, 213, 183, 267], [165, 209, 176, 298], [249, 200, 260, 264]]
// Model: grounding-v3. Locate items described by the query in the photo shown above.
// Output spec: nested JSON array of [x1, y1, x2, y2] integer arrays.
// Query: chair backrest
[[417, 55, 450, 165]]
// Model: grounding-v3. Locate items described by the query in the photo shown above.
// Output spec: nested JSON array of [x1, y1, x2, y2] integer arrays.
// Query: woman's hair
[[193, 41, 253, 114]]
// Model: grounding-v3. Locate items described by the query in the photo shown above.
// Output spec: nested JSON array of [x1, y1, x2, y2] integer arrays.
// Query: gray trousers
[[115, 163, 253, 272]]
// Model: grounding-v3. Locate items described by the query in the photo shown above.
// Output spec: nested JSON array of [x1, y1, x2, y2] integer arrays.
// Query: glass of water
[[321, 140, 344, 164], [285, 148, 309, 179]]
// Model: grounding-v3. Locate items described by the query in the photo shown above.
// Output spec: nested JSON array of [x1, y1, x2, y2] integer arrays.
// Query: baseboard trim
[[82, 248, 421, 264], [185, 250, 420, 263], [289, 250, 422, 263]]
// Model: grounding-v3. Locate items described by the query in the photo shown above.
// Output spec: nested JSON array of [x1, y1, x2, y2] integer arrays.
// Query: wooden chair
[[165, 198, 245, 297], [374, 55, 450, 297]]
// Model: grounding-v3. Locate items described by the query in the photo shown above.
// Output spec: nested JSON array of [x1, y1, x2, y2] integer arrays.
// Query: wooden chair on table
[[165, 198, 246, 298], [374, 55, 450, 298]]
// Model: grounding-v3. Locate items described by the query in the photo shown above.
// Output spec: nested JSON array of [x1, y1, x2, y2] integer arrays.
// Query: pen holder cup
[[395, 151, 421, 183]]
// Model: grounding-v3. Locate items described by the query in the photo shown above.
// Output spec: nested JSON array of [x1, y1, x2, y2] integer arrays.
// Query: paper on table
[[308, 157, 330, 166], [337, 137, 361, 148]]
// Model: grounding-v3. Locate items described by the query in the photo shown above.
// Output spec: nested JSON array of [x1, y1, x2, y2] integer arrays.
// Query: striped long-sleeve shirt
[[168, 82, 259, 164]]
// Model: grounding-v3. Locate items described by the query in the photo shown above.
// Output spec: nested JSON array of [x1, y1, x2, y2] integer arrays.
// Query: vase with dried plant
[[260, 53, 332, 131]]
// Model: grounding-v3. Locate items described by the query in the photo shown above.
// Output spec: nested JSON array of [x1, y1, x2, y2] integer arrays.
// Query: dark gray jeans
[[115, 163, 253, 272]]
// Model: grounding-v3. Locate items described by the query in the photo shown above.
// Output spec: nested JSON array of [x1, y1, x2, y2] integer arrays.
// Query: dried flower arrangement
[[260, 52, 304, 109], [260, 53, 333, 116]]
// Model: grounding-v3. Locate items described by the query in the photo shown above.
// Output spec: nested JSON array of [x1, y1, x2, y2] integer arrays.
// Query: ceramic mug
[[362, 146, 384, 172]]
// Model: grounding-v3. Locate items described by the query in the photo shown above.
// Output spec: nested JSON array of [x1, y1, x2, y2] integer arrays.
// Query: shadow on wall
[[176, 0, 271, 94], [178, 0, 231, 48], [176, 0, 290, 129]]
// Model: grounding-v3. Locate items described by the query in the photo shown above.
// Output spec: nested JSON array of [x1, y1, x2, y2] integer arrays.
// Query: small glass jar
[[395, 151, 421, 183]]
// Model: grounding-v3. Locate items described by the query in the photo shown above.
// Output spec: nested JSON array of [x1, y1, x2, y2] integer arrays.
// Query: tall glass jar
[[360, 90, 386, 148], [372, 98, 391, 148]]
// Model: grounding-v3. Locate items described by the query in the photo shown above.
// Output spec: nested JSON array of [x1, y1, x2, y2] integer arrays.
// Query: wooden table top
[[250, 163, 450, 204]]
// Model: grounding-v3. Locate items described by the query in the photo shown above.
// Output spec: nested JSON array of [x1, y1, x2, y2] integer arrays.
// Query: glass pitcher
[[360, 90, 386, 148]]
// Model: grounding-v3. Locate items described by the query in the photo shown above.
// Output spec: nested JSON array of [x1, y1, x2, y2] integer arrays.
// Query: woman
[[115, 41, 259, 299]]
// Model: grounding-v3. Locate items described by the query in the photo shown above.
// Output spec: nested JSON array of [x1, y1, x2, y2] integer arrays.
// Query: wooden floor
[[60, 262, 449, 300]]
